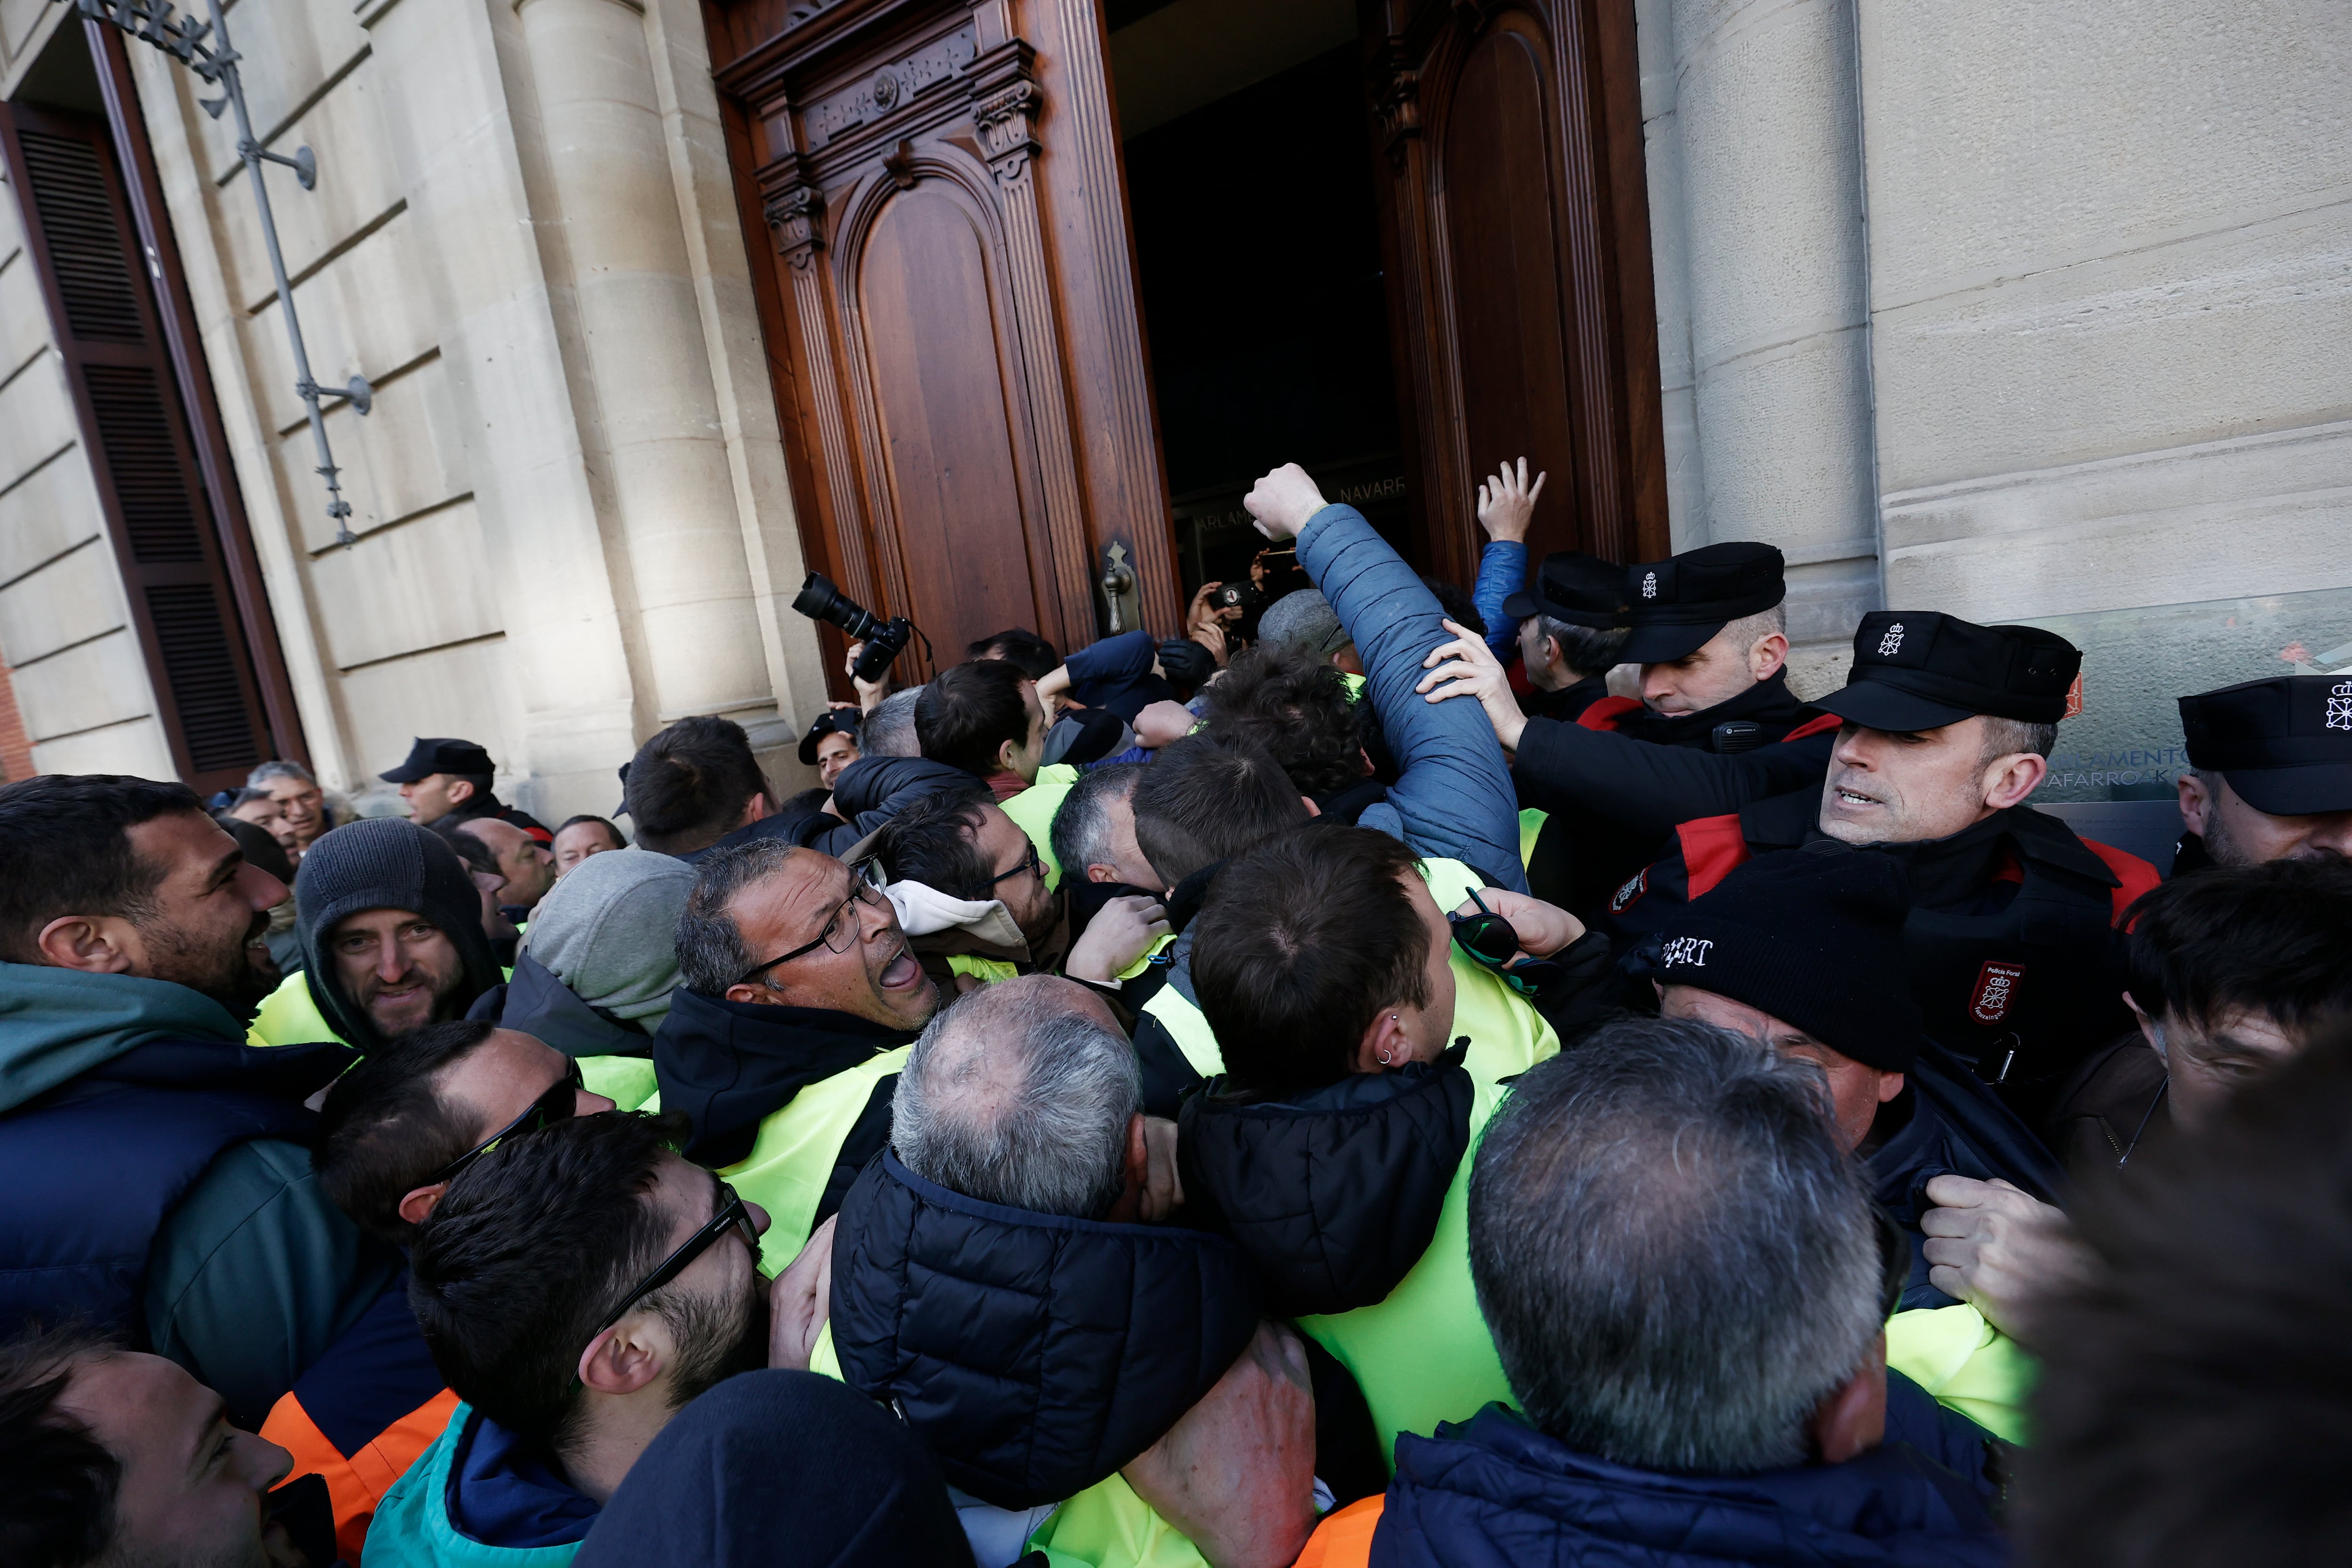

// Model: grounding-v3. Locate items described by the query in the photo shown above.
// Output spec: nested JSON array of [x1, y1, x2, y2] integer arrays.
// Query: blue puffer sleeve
[[1294, 505, 1528, 891], [1470, 540, 1526, 662]]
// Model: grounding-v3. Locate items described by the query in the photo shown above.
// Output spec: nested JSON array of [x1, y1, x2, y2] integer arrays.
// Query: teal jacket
[[0, 964, 397, 1425], [371, 1402, 597, 1566]]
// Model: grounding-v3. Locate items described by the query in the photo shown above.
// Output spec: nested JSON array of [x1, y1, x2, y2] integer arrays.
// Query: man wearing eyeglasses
[[259, 1019, 618, 1563], [376, 1112, 793, 1565], [654, 838, 945, 1272]]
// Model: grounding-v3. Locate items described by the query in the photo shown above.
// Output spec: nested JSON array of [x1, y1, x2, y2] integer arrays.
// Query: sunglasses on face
[[585, 1183, 762, 1345], [432, 1061, 585, 1186], [990, 841, 1046, 888], [732, 857, 891, 989]]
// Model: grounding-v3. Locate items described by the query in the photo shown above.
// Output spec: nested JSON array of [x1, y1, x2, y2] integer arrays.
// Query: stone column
[[1646, 0, 1881, 686], [511, 0, 776, 727]]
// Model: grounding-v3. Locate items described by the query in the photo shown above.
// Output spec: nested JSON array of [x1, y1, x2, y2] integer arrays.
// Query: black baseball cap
[[797, 709, 861, 767], [1617, 542, 1786, 663], [2179, 676, 2352, 817], [1813, 612, 2080, 732], [380, 737, 496, 783], [1502, 551, 1630, 629]]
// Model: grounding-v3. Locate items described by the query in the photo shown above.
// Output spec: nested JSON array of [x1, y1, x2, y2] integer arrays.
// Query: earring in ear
[[1377, 1049, 1393, 1066]]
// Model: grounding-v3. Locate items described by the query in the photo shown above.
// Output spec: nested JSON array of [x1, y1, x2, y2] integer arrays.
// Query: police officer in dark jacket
[[1495, 550, 1630, 725], [379, 737, 551, 842], [1634, 844, 2066, 1309], [2172, 674, 2352, 873], [1425, 542, 1841, 919], [1609, 611, 2161, 1129]]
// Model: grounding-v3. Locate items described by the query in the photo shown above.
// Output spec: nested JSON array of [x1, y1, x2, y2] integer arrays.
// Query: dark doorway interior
[[1118, 43, 1408, 609]]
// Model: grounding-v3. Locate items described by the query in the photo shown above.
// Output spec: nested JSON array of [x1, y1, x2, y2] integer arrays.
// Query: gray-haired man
[[807, 976, 1318, 1568], [1295, 1015, 2008, 1565]]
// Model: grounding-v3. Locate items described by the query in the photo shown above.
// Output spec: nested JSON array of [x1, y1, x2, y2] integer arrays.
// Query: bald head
[[892, 975, 1136, 1218]]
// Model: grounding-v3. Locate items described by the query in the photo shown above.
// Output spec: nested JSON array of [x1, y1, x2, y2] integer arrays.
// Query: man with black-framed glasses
[[260, 1019, 619, 1563], [656, 837, 946, 1274], [378, 1111, 803, 1566]]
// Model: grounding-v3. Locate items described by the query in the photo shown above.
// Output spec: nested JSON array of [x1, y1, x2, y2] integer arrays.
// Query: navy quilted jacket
[[1372, 1388, 2006, 1568], [828, 1150, 1262, 1511]]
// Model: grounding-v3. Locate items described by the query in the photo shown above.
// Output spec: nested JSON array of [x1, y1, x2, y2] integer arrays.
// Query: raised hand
[[1475, 457, 1547, 544]]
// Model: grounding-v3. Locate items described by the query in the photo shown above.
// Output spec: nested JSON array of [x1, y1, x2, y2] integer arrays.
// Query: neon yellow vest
[[706, 1045, 910, 1274], [1517, 807, 1548, 870], [1002, 763, 1082, 889], [1886, 1302, 2035, 1444], [248, 969, 340, 1048], [807, 1323, 1209, 1568], [578, 1054, 659, 1110], [948, 954, 1022, 987]]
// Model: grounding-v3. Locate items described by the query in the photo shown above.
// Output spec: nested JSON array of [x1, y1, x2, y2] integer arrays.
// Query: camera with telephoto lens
[[793, 572, 913, 685]]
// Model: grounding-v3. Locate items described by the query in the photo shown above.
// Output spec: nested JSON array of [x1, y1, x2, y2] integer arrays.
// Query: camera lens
[[791, 572, 882, 643]]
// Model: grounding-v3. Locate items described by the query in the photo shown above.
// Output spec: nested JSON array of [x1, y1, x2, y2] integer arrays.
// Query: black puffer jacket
[[828, 1152, 1260, 1511], [1178, 1045, 1473, 1318]]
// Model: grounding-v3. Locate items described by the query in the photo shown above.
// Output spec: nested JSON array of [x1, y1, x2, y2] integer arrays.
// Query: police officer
[[1433, 541, 1840, 918], [1634, 844, 2065, 1310], [1606, 611, 2162, 1127], [380, 737, 551, 841], [1495, 550, 1630, 724], [2173, 674, 2352, 872]]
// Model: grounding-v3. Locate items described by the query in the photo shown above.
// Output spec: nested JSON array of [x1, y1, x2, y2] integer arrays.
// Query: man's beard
[[144, 912, 278, 1015], [2199, 802, 2251, 868], [662, 1273, 771, 1411]]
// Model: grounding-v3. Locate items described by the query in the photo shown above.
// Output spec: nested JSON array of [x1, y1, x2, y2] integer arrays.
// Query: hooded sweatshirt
[[293, 819, 503, 1054], [0, 965, 397, 1425]]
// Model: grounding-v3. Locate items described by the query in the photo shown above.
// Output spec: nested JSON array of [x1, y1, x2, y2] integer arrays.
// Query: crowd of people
[[4, 456, 2350, 1568]]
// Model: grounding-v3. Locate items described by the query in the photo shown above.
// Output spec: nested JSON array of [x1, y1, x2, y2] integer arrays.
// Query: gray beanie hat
[[524, 849, 697, 1031], [293, 817, 501, 1052], [1256, 589, 1349, 657]]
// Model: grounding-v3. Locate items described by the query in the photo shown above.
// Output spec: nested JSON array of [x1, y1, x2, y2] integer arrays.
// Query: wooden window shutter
[[0, 101, 276, 795]]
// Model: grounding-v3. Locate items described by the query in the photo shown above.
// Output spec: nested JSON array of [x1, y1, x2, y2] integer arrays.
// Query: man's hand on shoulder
[[1416, 619, 1529, 752], [1122, 1321, 1318, 1568], [1243, 463, 1328, 542], [1065, 895, 1169, 985]]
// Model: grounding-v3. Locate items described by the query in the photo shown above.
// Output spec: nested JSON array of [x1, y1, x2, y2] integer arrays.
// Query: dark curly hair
[[1198, 642, 1367, 798]]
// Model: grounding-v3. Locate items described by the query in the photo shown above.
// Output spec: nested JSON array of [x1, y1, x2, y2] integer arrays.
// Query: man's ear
[[2176, 771, 2211, 835], [995, 737, 1020, 775], [576, 1316, 667, 1398], [1980, 751, 2047, 811], [2124, 992, 2164, 1055], [1876, 1070, 1906, 1106], [1300, 796, 1321, 819], [397, 1183, 450, 1229], [34, 915, 136, 975], [737, 792, 774, 829], [1125, 1112, 1151, 1193], [1807, 1333, 1886, 1465], [1352, 1010, 1412, 1074], [446, 777, 477, 808], [1748, 631, 1790, 682], [1086, 863, 1122, 884]]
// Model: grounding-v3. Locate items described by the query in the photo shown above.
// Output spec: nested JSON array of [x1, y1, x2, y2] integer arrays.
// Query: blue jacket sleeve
[[1065, 629, 1155, 687], [1470, 540, 1526, 663], [1295, 505, 1528, 891]]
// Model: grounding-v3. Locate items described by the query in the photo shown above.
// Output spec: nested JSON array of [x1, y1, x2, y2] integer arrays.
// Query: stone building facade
[[0, 0, 2344, 819]]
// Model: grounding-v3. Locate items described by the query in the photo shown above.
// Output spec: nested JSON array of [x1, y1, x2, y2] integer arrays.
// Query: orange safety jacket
[[260, 1274, 456, 1565]]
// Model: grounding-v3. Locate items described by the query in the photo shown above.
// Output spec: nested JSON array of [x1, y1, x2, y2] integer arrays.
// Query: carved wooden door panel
[[1365, 0, 1669, 582], [712, 0, 1179, 685]]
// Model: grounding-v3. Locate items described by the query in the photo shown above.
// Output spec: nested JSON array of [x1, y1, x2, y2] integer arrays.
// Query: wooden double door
[[707, 0, 1665, 691]]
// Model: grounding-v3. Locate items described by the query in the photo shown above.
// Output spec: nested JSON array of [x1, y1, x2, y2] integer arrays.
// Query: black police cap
[[1502, 551, 1630, 630], [1617, 542, 1786, 663], [1813, 612, 2079, 732], [797, 708, 862, 767], [2179, 675, 2352, 817], [380, 737, 496, 784]]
